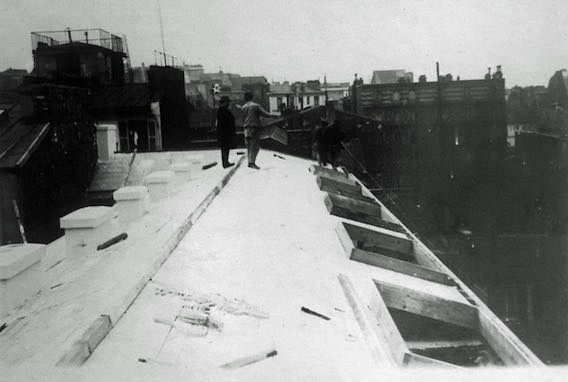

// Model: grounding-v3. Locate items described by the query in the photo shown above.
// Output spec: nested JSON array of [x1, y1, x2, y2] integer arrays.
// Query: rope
[[340, 141, 421, 235]]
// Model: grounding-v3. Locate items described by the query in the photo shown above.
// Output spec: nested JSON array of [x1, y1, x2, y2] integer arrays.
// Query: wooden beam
[[403, 352, 462, 368], [367, 279, 410, 366], [311, 168, 356, 187], [407, 339, 484, 350], [342, 222, 413, 257], [412, 244, 445, 273], [316, 175, 366, 200], [373, 279, 479, 330], [326, 193, 408, 233], [309, 164, 348, 178], [351, 248, 453, 285], [339, 274, 407, 366], [478, 310, 538, 365], [335, 221, 356, 257], [325, 191, 380, 214]]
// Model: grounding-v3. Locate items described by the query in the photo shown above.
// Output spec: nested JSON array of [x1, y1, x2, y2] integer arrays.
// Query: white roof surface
[[0, 150, 563, 381]]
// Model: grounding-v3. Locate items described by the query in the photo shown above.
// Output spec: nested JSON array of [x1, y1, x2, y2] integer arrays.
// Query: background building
[[268, 80, 349, 115], [371, 69, 413, 84], [31, 29, 128, 87]]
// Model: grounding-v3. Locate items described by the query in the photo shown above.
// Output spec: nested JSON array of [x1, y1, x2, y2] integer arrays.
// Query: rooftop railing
[[31, 29, 124, 53]]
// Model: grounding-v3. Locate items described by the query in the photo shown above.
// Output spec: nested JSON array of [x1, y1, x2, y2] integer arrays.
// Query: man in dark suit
[[216, 95, 236, 168], [325, 118, 344, 169]]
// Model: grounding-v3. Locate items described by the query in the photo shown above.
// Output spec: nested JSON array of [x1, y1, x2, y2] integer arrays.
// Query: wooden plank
[[403, 352, 462, 368], [57, 314, 112, 366], [316, 175, 365, 200], [325, 193, 408, 233], [373, 279, 479, 330], [478, 310, 536, 365], [412, 244, 445, 273], [407, 339, 484, 350], [325, 192, 380, 215], [338, 274, 404, 366], [316, 171, 358, 186], [346, 171, 544, 366], [324, 188, 379, 205], [335, 221, 356, 257], [309, 164, 348, 178], [342, 222, 413, 256], [366, 279, 409, 366], [309, 165, 350, 183], [351, 248, 453, 285]]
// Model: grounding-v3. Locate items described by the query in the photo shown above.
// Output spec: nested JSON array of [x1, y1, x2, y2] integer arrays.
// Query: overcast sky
[[1, 0, 567, 87]]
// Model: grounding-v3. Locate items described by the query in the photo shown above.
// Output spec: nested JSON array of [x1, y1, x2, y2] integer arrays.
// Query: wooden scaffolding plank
[[407, 339, 484, 350], [366, 281, 411, 366], [342, 222, 414, 257], [339, 274, 408, 366], [403, 352, 462, 368], [342, 171, 544, 367], [316, 175, 370, 201], [309, 164, 348, 178], [478, 310, 536, 366], [310, 167, 357, 187], [411, 244, 446, 273], [335, 221, 357, 257], [350, 248, 453, 285], [325, 192, 380, 215], [373, 279, 479, 330], [328, 203, 400, 232]]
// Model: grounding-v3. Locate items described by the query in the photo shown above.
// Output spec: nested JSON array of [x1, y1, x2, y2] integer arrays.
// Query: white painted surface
[[113, 186, 148, 201], [63, 223, 112, 259], [144, 171, 175, 202], [60, 206, 114, 259], [60, 206, 114, 229], [87, 152, 384, 379], [169, 162, 192, 184], [0, 150, 237, 376], [0, 150, 545, 381], [95, 123, 117, 161], [0, 243, 45, 279], [113, 186, 149, 228], [0, 244, 45, 318]]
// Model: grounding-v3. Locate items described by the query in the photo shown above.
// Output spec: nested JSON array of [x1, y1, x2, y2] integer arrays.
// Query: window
[[306, 96, 310, 105], [314, 95, 320, 106]]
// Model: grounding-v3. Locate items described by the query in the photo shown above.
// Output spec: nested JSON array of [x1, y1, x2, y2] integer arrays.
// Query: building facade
[[31, 29, 126, 87], [371, 69, 413, 84]]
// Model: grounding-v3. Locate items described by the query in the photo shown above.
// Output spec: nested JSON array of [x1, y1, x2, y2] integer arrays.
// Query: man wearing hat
[[216, 95, 236, 168], [241, 91, 277, 169]]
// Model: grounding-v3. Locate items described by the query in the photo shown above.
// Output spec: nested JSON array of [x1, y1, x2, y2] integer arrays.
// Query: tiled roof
[[0, 112, 51, 169]]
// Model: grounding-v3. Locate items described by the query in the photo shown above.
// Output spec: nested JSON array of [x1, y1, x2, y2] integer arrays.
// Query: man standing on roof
[[324, 118, 344, 169], [216, 95, 236, 168], [241, 91, 277, 169]]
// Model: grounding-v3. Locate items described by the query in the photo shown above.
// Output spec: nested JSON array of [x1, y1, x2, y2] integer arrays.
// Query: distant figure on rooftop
[[313, 119, 329, 167], [216, 95, 236, 168], [314, 118, 344, 169], [241, 91, 277, 169], [324, 119, 344, 169]]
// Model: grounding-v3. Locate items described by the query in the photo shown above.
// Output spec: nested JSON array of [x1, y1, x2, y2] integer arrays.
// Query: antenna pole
[[157, 0, 167, 65]]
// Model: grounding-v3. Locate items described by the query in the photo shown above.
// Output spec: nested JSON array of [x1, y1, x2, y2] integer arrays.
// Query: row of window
[[272, 95, 320, 111]]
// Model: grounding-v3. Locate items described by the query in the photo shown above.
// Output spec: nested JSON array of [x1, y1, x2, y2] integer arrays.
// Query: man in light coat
[[240, 91, 277, 169]]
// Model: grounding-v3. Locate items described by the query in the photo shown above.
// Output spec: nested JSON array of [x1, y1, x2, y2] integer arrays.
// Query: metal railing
[[31, 29, 124, 53]]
